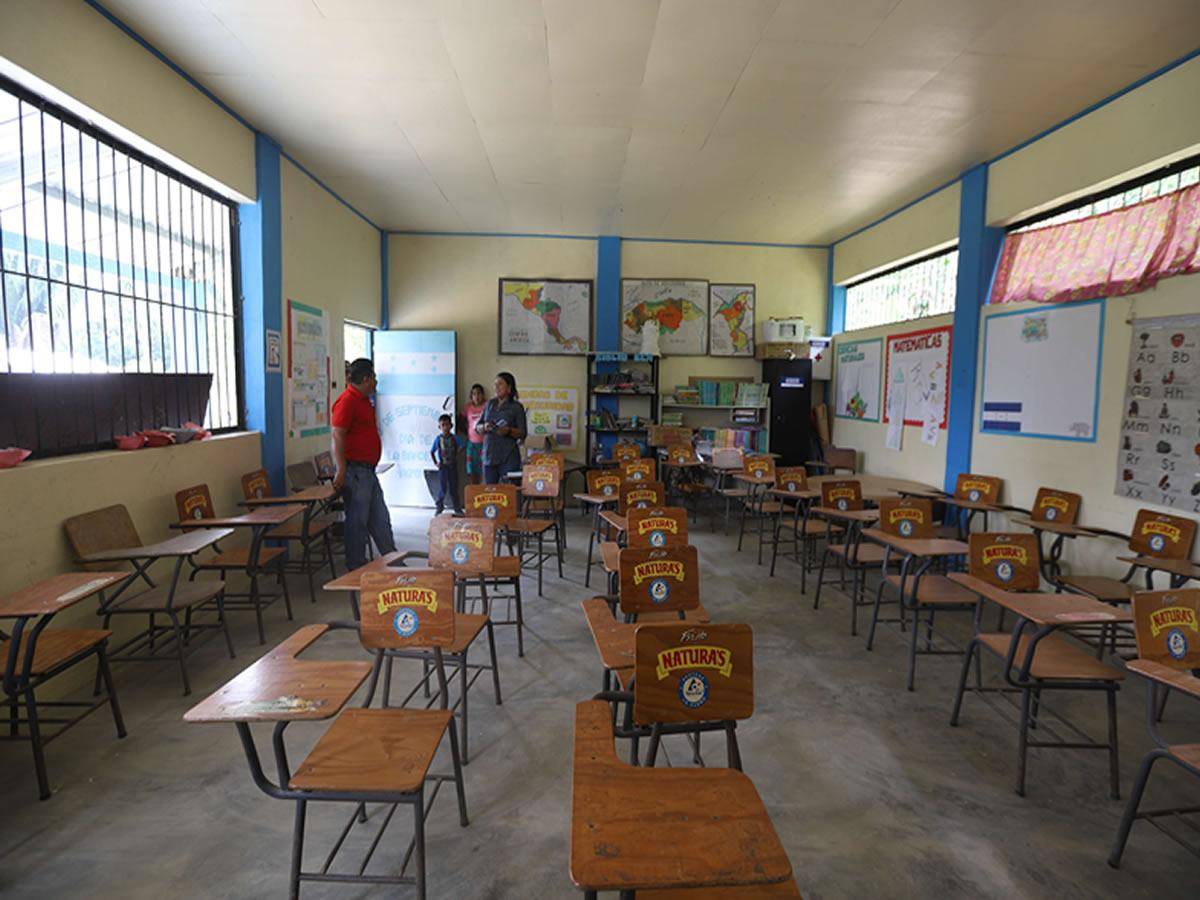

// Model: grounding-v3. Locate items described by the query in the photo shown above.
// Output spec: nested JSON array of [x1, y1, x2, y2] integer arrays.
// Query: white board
[[980, 299, 1104, 441]]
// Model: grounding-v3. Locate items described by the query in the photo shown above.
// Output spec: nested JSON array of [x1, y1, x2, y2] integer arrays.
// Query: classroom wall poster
[[884, 325, 952, 428], [287, 300, 330, 438], [1114, 314, 1200, 512], [522, 385, 579, 450], [834, 337, 882, 421]]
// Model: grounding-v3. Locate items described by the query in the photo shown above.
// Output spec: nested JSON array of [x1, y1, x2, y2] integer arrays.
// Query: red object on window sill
[[140, 430, 176, 448], [115, 434, 147, 451], [0, 447, 32, 468]]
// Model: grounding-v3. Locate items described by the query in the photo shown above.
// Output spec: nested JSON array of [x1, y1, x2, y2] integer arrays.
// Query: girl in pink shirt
[[462, 383, 487, 484]]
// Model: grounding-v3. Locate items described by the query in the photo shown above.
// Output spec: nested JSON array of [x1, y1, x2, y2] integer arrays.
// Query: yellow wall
[[988, 56, 1200, 226], [830, 314, 953, 487], [0, 0, 254, 200], [281, 158, 381, 465], [832, 184, 960, 285]]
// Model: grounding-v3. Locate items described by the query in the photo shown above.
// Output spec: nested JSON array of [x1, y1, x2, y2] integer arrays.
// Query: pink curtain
[[990, 183, 1200, 304]]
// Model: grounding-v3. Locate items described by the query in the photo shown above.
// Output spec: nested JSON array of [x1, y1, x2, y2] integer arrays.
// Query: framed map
[[498, 278, 592, 356], [621, 278, 709, 355], [708, 284, 755, 357]]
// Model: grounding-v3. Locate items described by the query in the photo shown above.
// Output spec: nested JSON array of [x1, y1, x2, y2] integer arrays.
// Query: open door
[[373, 330, 456, 508]]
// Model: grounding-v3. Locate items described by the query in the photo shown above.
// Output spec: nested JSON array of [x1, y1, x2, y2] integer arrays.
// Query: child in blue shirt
[[430, 413, 465, 515]]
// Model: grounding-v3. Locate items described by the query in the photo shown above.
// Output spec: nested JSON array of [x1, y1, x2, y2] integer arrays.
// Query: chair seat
[[195, 546, 286, 570], [506, 518, 555, 535], [0, 629, 111, 675], [884, 574, 977, 606], [1058, 575, 1133, 603], [1171, 744, 1200, 769], [600, 541, 620, 574], [267, 515, 335, 541], [800, 520, 842, 536], [977, 633, 1125, 681], [827, 543, 892, 565], [457, 555, 520, 579], [641, 877, 803, 898], [109, 580, 224, 613], [289, 707, 452, 794]]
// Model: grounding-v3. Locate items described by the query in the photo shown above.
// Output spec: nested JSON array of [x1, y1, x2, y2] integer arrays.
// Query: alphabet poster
[[884, 325, 952, 428], [1114, 314, 1200, 511]]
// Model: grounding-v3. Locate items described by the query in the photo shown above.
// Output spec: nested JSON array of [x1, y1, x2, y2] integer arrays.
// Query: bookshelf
[[660, 376, 770, 454], [586, 351, 659, 462]]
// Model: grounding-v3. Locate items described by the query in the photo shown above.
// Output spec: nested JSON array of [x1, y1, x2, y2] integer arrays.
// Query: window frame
[[842, 245, 959, 333]]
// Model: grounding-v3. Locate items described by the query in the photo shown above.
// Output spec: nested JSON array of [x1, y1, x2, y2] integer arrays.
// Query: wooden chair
[[358, 561, 501, 767], [1108, 588, 1200, 868], [734, 455, 777, 557], [313, 450, 337, 481], [709, 447, 746, 535], [286, 461, 319, 491], [938, 472, 1005, 538], [809, 443, 857, 475], [949, 533, 1125, 798], [813, 480, 895, 634], [1059, 509, 1198, 604], [429, 517, 524, 657], [599, 481, 666, 548], [507, 466, 564, 596], [620, 458, 656, 484], [863, 498, 976, 690], [768, 467, 835, 591], [240, 467, 337, 604], [184, 618, 468, 899], [662, 442, 710, 518], [617, 545, 701, 623], [599, 505, 689, 597], [1018, 487, 1084, 582], [63, 504, 233, 695], [610, 442, 642, 464], [578, 469, 624, 588], [175, 484, 292, 644]]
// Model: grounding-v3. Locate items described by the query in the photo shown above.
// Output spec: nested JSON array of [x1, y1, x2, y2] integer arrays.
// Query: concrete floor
[[2, 508, 1198, 898]]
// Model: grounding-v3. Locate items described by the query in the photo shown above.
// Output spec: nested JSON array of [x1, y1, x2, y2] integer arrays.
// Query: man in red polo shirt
[[331, 357, 397, 570]]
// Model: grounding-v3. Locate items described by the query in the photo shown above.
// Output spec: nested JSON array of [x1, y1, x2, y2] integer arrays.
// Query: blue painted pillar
[[944, 165, 1004, 493], [238, 132, 286, 495], [826, 247, 845, 335], [595, 236, 621, 351], [379, 231, 390, 328]]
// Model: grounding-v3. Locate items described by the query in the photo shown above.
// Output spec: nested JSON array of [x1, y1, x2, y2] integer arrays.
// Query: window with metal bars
[[843, 247, 958, 332], [0, 75, 242, 457]]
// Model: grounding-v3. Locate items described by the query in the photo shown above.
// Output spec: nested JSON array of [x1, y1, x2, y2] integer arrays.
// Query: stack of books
[[673, 385, 701, 404], [697, 427, 768, 453], [660, 411, 684, 426], [735, 382, 768, 406]]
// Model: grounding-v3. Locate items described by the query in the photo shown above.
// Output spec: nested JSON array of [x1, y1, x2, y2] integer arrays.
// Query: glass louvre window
[[344, 320, 373, 364], [844, 249, 958, 332], [1014, 164, 1200, 233], [0, 76, 241, 445]]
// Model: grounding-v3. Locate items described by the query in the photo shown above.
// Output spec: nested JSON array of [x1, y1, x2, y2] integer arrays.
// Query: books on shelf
[[674, 385, 701, 404], [660, 411, 684, 426], [697, 426, 767, 454], [735, 382, 768, 406]]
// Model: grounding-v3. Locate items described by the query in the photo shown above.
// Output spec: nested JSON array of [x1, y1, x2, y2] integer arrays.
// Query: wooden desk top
[[662, 459, 703, 468], [808, 474, 939, 495], [184, 624, 371, 723], [940, 496, 1003, 512], [0, 571, 128, 618], [769, 487, 818, 501], [582, 599, 710, 673], [571, 700, 792, 893], [323, 550, 420, 591], [861, 528, 967, 558], [1126, 659, 1200, 700], [174, 505, 304, 529], [244, 484, 335, 506], [79, 528, 234, 563], [574, 492, 618, 506], [1010, 515, 1095, 537], [1116, 555, 1200, 580], [600, 511, 628, 534], [732, 473, 775, 485], [811, 506, 879, 523], [947, 573, 1132, 625]]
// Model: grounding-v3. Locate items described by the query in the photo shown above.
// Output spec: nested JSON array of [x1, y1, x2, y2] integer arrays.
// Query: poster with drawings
[[1114, 314, 1200, 511], [287, 300, 330, 438], [834, 338, 882, 421], [884, 325, 951, 428]]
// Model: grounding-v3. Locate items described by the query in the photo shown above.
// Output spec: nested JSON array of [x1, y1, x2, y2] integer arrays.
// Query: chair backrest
[[711, 447, 743, 470], [611, 443, 641, 463], [526, 451, 565, 476], [824, 446, 857, 474], [967, 532, 1040, 591], [1132, 588, 1200, 668], [649, 425, 693, 448], [521, 464, 561, 499], [877, 497, 934, 539], [954, 473, 1002, 504], [618, 480, 665, 514], [1129, 509, 1197, 559], [665, 443, 698, 466], [820, 479, 863, 512], [1031, 487, 1081, 524], [314, 451, 336, 480], [464, 483, 518, 524], [64, 504, 142, 568], [241, 468, 273, 500], [633, 622, 753, 726], [586, 468, 622, 499], [774, 467, 807, 493], [428, 517, 496, 573], [358, 569, 456, 650], [741, 454, 775, 482], [620, 459, 656, 483], [175, 484, 216, 521], [618, 545, 700, 615], [288, 461, 319, 491], [626, 507, 689, 549]]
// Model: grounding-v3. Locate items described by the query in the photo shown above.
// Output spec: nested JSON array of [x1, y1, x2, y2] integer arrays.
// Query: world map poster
[[621, 278, 709, 355], [499, 278, 592, 356], [708, 283, 755, 357]]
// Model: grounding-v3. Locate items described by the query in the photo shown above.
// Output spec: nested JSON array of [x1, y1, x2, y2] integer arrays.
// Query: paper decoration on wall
[[498, 278, 592, 355], [287, 300, 330, 438], [884, 325, 952, 429], [885, 366, 906, 451], [708, 284, 755, 357], [1115, 313, 1200, 511], [834, 337, 882, 422], [620, 279, 709, 355], [980, 298, 1104, 441], [523, 386, 579, 449]]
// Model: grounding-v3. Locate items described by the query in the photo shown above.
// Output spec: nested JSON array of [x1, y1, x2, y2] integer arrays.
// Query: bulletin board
[[884, 325, 952, 428], [980, 298, 1104, 441], [834, 337, 882, 421], [523, 385, 579, 449], [287, 300, 330, 438]]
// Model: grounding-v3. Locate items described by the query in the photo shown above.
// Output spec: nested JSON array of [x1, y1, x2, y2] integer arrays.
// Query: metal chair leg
[[413, 786, 427, 900], [459, 648, 470, 764], [97, 643, 127, 738], [950, 638, 979, 726], [1015, 686, 1033, 796], [1108, 748, 1169, 868], [1107, 687, 1121, 801], [167, 611, 191, 696], [24, 689, 50, 800], [447, 719, 470, 826], [486, 621, 502, 704], [289, 799, 306, 900]]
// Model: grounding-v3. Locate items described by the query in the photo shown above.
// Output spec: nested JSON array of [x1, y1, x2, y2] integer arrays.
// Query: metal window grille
[[1014, 163, 1200, 233], [0, 75, 242, 455], [844, 248, 958, 332]]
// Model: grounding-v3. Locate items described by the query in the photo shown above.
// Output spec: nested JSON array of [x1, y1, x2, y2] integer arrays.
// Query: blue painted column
[[826, 247, 845, 335], [238, 132, 286, 495], [944, 164, 1004, 493], [379, 231, 390, 328], [593, 236, 622, 459]]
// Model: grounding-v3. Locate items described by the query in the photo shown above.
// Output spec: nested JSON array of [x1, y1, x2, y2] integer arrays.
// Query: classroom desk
[[1, 572, 129, 798], [1115, 555, 1200, 589], [570, 700, 793, 898], [1010, 515, 1097, 581], [574, 490, 619, 588], [581, 598, 710, 693], [244, 484, 336, 507]]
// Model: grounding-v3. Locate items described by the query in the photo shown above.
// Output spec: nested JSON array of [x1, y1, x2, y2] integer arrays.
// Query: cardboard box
[[756, 341, 806, 360]]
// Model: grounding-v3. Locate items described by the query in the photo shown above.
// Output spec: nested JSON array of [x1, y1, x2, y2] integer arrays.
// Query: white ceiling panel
[[83, 0, 1200, 242]]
